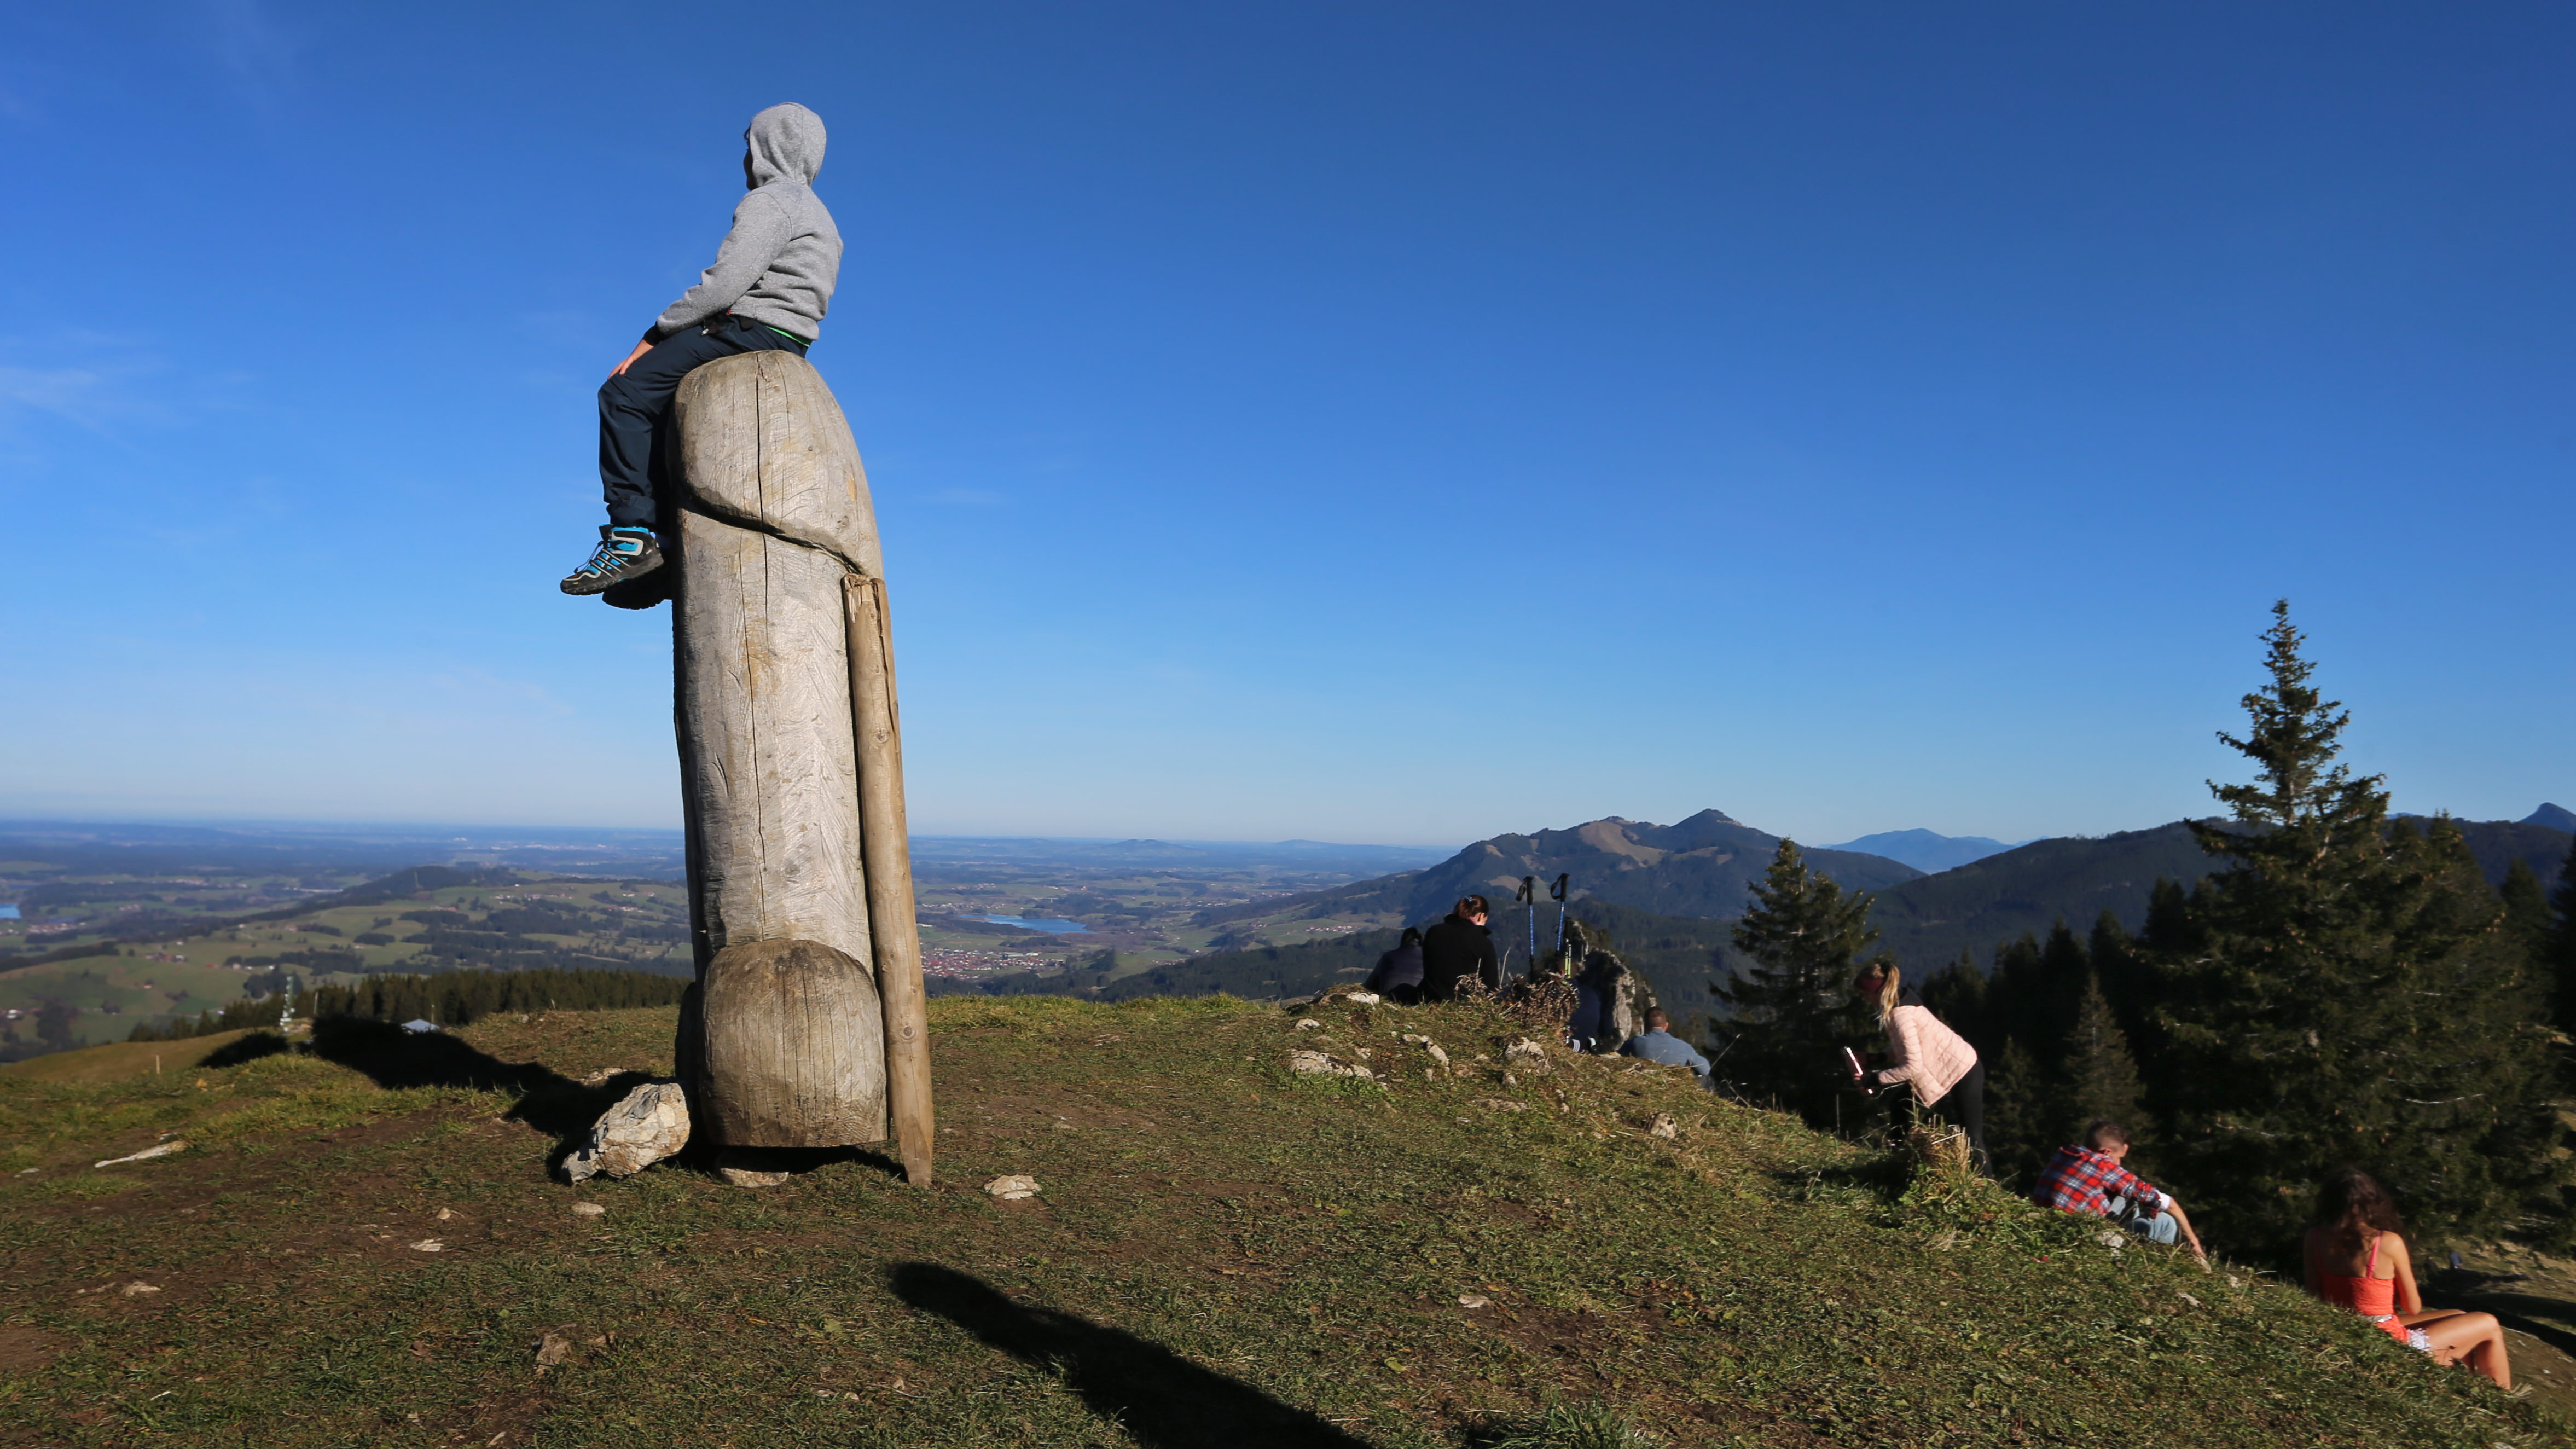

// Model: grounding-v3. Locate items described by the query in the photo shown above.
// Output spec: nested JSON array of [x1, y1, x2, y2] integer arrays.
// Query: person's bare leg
[[2419, 1312, 2511, 1389]]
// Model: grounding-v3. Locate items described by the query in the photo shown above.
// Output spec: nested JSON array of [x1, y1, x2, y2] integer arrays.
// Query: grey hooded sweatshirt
[[649, 103, 843, 344]]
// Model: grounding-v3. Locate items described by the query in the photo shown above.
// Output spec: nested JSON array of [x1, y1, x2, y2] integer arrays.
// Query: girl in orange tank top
[[2303, 1167, 2513, 1390]]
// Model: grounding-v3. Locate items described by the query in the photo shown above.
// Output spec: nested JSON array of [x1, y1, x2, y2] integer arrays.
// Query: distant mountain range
[[1813, 828, 2028, 873], [1181, 805, 2574, 984], [1192, 809, 1923, 931], [2527, 802, 2576, 833]]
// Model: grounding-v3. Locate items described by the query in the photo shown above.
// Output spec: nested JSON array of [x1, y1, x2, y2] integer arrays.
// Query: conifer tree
[[2156, 602, 2566, 1256], [1919, 948, 1990, 1052], [2500, 859, 2552, 958], [1716, 839, 1879, 1128], [2063, 970, 2145, 1146], [1980, 1036, 2053, 1190], [2548, 840, 2576, 1036]]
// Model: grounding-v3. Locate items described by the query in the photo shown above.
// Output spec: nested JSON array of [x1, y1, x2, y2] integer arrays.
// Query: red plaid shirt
[[2031, 1145, 2166, 1218]]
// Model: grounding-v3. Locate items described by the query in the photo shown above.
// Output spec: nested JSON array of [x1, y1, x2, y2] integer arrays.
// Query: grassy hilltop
[[2, 996, 2567, 1448]]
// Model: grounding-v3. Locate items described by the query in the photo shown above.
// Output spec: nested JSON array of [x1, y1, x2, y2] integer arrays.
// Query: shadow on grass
[[200, 1032, 289, 1069], [308, 1017, 636, 1173], [890, 1263, 1374, 1448]]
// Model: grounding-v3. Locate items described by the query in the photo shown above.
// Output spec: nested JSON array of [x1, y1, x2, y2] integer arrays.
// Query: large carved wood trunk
[[666, 350, 928, 1167]]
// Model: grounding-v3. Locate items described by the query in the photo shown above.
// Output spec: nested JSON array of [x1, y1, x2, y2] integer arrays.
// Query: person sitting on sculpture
[[1419, 895, 1499, 1001], [1364, 926, 1426, 1005], [2032, 1119, 2208, 1265], [562, 102, 844, 597], [2304, 1166, 2511, 1390], [1617, 1008, 1710, 1078]]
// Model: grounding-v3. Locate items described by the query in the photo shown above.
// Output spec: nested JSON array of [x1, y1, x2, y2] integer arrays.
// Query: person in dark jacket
[[1419, 896, 1498, 1001], [1364, 927, 1426, 1005]]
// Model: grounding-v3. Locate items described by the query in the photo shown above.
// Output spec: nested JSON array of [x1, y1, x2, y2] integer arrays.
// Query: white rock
[[94, 1140, 189, 1168], [1288, 1049, 1377, 1080], [434, 1207, 456, 1221], [984, 1175, 1041, 1201], [578, 1067, 628, 1087], [1345, 992, 1382, 1005], [1295, 1018, 1322, 1031], [1645, 1113, 1679, 1140], [1457, 1294, 1492, 1308], [1472, 1098, 1530, 1113], [721, 1167, 791, 1189], [410, 1239, 444, 1253], [565, 1082, 692, 1183], [1503, 1038, 1552, 1074], [571, 1202, 606, 1219], [120, 1282, 161, 1297], [2096, 1230, 2128, 1253], [534, 1331, 572, 1369]]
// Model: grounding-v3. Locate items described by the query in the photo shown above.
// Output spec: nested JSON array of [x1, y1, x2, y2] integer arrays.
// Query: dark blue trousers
[[597, 315, 809, 529]]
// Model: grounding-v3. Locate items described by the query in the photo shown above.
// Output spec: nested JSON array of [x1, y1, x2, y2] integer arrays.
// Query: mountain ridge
[[1191, 808, 1923, 929]]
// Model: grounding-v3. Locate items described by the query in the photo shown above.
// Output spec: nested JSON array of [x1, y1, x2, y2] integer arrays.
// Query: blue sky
[[1, 3, 2568, 849]]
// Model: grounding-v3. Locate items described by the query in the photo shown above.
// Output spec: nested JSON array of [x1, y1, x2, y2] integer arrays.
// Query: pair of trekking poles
[[1511, 873, 1571, 973]]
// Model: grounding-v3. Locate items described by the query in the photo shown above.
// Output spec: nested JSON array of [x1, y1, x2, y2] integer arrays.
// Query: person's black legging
[[1934, 1060, 1989, 1175]]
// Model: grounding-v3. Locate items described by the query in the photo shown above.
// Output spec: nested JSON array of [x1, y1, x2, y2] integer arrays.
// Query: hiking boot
[[602, 559, 677, 611], [561, 526, 663, 595]]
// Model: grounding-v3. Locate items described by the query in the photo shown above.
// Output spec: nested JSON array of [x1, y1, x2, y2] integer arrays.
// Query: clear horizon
[[3, 5, 2568, 847]]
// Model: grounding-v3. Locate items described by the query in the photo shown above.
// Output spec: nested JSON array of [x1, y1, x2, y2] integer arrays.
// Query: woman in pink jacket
[[1848, 963, 1987, 1174]]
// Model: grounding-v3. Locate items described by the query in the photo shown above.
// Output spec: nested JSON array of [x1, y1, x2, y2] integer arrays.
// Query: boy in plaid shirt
[[2033, 1120, 2208, 1264]]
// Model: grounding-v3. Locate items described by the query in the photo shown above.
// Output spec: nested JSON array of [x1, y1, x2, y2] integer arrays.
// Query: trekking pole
[[1515, 876, 1536, 976], [1550, 873, 1569, 953]]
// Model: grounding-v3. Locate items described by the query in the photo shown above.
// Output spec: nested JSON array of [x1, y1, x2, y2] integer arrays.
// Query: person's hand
[[611, 339, 655, 378]]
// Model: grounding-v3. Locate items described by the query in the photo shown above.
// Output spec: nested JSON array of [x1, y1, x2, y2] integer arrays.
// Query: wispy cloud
[[199, 0, 296, 111], [0, 335, 175, 430]]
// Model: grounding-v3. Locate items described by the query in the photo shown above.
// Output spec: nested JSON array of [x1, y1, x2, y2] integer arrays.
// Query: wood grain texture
[[675, 350, 882, 577], [668, 349, 896, 1147], [698, 938, 887, 1146], [846, 573, 934, 1185], [674, 513, 873, 969]]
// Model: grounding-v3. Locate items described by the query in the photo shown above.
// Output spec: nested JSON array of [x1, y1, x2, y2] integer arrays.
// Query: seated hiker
[[1617, 1008, 1710, 1077], [2305, 1166, 2511, 1390], [1848, 963, 1990, 1175], [562, 103, 843, 597], [1364, 927, 1426, 1005], [1419, 896, 1498, 1002], [2033, 1120, 2208, 1265]]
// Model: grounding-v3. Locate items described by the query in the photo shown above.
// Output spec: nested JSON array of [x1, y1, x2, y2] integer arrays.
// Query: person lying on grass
[[2032, 1119, 2208, 1266], [2304, 1166, 2512, 1391]]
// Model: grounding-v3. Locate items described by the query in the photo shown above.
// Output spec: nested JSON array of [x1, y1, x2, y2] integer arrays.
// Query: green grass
[[0, 995, 2566, 1447]]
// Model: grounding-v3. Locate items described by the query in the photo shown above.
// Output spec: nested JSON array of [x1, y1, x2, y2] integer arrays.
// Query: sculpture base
[[695, 938, 889, 1147]]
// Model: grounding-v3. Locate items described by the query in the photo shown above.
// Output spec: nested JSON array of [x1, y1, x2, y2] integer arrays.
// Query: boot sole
[[561, 554, 664, 596]]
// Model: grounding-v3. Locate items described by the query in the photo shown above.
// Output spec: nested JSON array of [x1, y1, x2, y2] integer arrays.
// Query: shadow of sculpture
[[199, 1031, 289, 1069], [308, 1017, 644, 1172], [888, 1263, 1375, 1448]]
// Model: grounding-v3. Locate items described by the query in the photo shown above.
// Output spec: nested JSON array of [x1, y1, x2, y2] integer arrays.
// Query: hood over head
[[745, 103, 825, 187]]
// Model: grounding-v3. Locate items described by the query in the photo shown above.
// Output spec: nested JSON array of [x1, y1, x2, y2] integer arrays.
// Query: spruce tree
[[2063, 970, 2146, 1146], [2500, 859, 2552, 957], [1980, 1036, 2054, 1191], [1716, 839, 1880, 1128], [2549, 839, 2576, 1036], [2156, 602, 2567, 1257]]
